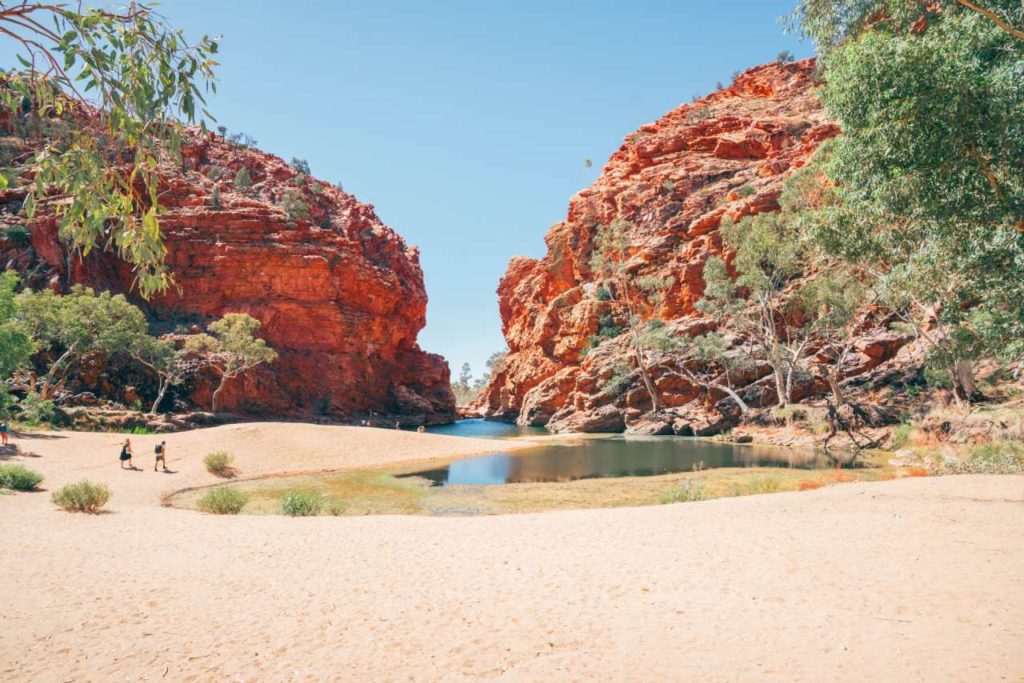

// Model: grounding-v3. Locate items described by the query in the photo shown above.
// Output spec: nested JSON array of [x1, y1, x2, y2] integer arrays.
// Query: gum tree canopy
[[0, 2, 218, 296], [788, 0, 1024, 401]]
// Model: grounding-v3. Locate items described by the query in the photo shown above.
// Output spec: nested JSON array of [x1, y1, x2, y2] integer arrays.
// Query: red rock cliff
[[1, 127, 455, 422], [477, 60, 859, 432]]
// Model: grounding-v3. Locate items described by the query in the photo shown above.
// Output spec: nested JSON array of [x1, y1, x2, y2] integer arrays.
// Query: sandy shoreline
[[1, 423, 1022, 681]]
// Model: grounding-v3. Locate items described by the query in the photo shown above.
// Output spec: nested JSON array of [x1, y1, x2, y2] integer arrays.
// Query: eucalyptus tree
[[184, 313, 277, 413], [0, 2, 218, 297], [15, 285, 151, 399], [589, 219, 673, 411], [788, 0, 1024, 401]]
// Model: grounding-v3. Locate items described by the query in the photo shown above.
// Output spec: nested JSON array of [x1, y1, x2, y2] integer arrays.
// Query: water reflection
[[408, 435, 842, 487], [425, 419, 547, 439]]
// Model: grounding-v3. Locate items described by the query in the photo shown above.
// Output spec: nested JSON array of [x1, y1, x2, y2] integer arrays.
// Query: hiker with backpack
[[154, 440, 168, 472]]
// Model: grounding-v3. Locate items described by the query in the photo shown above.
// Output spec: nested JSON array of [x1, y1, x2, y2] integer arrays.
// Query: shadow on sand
[[0, 444, 41, 460], [11, 431, 68, 441]]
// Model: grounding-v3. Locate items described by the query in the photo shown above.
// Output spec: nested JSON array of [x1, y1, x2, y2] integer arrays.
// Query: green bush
[[52, 481, 111, 512], [892, 422, 913, 449], [4, 225, 31, 247], [0, 463, 43, 491], [209, 186, 222, 210], [327, 499, 346, 516], [660, 478, 705, 504], [942, 442, 1024, 475], [203, 450, 235, 477], [281, 490, 323, 517], [197, 486, 249, 515], [278, 189, 309, 222], [18, 394, 57, 426], [233, 167, 253, 192]]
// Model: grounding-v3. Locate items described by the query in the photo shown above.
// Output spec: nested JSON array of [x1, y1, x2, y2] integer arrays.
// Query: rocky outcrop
[[475, 60, 905, 433], [0, 127, 455, 423]]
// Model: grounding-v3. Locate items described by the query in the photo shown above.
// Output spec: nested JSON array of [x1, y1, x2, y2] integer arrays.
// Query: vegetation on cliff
[[478, 0, 1024, 447], [0, 281, 276, 424]]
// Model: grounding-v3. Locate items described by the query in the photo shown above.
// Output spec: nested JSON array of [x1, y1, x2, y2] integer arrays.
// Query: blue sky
[[3, 1, 814, 381]]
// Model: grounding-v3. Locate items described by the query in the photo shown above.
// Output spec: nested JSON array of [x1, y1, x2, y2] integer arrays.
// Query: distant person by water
[[395, 421, 401, 430], [417, 426, 425, 433], [0, 418, 9, 445], [119, 439, 134, 469]]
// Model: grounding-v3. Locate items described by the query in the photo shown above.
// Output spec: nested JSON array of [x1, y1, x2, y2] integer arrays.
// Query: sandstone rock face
[[475, 60, 902, 432], [1, 129, 455, 423]]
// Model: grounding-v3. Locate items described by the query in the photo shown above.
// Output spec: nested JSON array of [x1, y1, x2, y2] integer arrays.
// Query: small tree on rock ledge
[[184, 313, 277, 413]]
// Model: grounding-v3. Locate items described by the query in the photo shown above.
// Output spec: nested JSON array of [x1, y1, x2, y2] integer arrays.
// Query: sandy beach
[[1, 423, 1022, 681]]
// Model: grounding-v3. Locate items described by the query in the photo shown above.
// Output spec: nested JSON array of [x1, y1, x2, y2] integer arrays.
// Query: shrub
[[233, 167, 253, 192], [0, 464, 43, 491], [662, 180, 675, 193], [4, 225, 31, 247], [687, 106, 712, 122], [52, 481, 111, 512], [209, 186, 222, 210], [736, 185, 756, 198], [659, 478, 705, 504], [941, 442, 1024, 475], [203, 451, 235, 478], [595, 286, 612, 302], [771, 404, 806, 425], [18, 393, 57, 425], [226, 132, 258, 149], [327, 499, 346, 516], [601, 364, 634, 397], [290, 157, 311, 175], [892, 422, 913, 449], [278, 189, 309, 222], [197, 486, 249, 514], [281, 490, 323, 516], [777, 50, 794, 64], [797, 479, 824, 491]]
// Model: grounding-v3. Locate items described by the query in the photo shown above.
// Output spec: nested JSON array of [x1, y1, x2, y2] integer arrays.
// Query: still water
[[416, 420, 837, 486]]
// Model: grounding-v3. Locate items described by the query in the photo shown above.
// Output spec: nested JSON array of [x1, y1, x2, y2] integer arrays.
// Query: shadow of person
[[0, 444, 42, 460], [159, 469, 178, 474], [11, 431, 67, 440]]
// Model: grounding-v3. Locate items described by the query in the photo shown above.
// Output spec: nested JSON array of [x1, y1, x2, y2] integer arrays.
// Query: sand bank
[[1, 423, 1021, 681]]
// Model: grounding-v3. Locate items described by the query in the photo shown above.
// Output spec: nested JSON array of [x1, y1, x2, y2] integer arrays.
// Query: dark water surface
[[415, 420, 837, 486]]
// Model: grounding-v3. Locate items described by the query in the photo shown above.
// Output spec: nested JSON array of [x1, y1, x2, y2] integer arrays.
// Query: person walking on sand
[[154, 440, 168, 472], [119, 438, 134, 469], [0, 418, 9, 446]]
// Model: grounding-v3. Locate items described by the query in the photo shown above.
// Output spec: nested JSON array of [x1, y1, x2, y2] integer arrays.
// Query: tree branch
[[955, 0, 1024, 41]]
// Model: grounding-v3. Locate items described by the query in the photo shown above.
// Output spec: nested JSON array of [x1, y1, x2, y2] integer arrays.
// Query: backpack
[[154, 444, 164, 455]]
